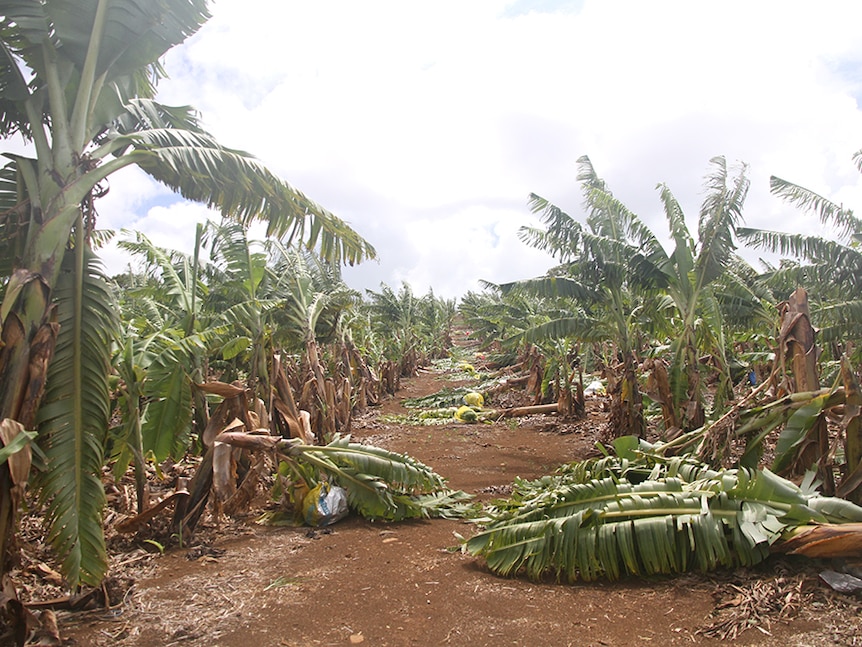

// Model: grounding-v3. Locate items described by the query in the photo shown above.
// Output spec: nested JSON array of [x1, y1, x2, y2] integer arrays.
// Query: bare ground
[[17, 362, 862, 647]]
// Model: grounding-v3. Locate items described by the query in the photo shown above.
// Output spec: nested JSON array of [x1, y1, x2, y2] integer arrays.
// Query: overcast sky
[[96, 0, 862, 300]]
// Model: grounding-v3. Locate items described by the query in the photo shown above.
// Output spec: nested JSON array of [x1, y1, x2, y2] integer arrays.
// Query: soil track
[[55, 359, 861, 646]]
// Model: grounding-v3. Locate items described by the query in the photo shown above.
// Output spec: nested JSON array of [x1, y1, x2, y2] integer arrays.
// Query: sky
[[95, 0, 862, 300]]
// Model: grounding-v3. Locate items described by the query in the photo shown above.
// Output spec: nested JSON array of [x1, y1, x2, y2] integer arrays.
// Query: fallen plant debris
[[6, 329, 862, 645], [465, 438, 862, 583], [697, 572, 810, 640], [215, 431, 475, 523], [696, 560, 862, 643]]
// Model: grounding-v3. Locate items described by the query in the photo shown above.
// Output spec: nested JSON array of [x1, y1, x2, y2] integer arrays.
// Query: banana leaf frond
[[119, 127, 375, 266], [466, 457, 862, 583], [308, 435, 447, 493], [734, 387, 845, 475], [283, 435, 472, 522], [35, 249, 118, 587]]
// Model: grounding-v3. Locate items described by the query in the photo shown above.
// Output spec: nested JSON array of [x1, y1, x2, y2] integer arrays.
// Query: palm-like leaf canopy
[[0, 0, 373, 589], [513, 157, 671, 357], [738, 156, 862, 345], [110, 124, 376, 265], [504, 156, 760, 433], [0, 0, 376, 274]]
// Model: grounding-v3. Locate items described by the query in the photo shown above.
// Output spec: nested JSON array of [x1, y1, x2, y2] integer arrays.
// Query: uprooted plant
[[465, 436, 862, 583], [216, 431, 474, 523]]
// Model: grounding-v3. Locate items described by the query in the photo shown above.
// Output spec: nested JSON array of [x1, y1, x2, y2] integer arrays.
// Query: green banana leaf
[[735, 388, 843, 470], [142, 359, 192, 462], [35, 250, 117, 586], [0, 426, 36, 465], [771, 392, 832, 474], [244, 434, 474, 523], [295, 436, 470, 521], [466, 454, 862, 583]]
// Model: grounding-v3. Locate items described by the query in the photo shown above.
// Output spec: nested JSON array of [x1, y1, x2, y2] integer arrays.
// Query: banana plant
[[114, 231, 218, 463], [466, 441, 862, 583], [33, 246, 117, 586], [507, 156, 764, 438], [217, 431, 473, 522], [458, 286, 556, 368], [738, 162, 862, 357], [364, 282, 422, 375], [655, 158, 751, 429], [204, 221, 283, 397], [511, 156, 675, 437], [0, 0, 374, 587], [266, 244, 360, 440], [110, 334, 146, 514], [362, 282, 455, 376], [734, 356, 862, 505]]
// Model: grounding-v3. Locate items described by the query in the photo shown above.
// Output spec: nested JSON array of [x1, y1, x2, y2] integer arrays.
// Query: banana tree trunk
[[485, 403, 561, 419], [683, 346, 705, 431], [775, 523, 862, 558], [271, 354, 309, 442], [780, 288, 833, 494], [0, 273, 57, 426], [304, 337, 331, 442], [607, 351, 645, 438], [783, 288, 820, 392], [837, 358, 862, 505], [644, 357, 679, 436], [0, 273, 59, 576], [172, 386, 253, 540]]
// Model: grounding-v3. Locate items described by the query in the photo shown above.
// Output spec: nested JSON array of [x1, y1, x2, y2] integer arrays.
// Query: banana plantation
[[1, 1, 862, 646]]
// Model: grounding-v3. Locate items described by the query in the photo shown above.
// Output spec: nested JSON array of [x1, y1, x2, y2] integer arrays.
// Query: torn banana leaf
[[466, 457, 862, 583]]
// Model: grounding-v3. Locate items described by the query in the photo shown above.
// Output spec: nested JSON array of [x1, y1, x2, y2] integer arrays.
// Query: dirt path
[[58, 364, 860, 646]]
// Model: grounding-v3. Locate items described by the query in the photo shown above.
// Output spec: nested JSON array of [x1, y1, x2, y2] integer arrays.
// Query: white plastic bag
[[302, 482, 349, 526]]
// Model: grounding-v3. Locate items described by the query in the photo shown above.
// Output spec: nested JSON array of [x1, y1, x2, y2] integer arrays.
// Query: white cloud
[[96, 0, 862, 299], [99, 201, 221, 274]]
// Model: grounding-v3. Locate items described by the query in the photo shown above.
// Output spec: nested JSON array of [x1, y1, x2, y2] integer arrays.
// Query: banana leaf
[[466, 456, 862, 583], [35, 250, 117, 586], [217, 431, 474, 522], [771, 392, 832, 474], [734, 388, 843, 470]]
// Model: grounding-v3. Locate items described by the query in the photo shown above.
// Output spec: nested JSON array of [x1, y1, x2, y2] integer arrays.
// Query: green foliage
[[362, 282, 455, 365], [35, 250, 117, 586], [143, 361, 193, 461], [378, 409, 458, 426], [466, 445, 862, 583], [142, 539, 165, 554], [266, 243, 358, 353], [735, 387, 846, 475], [0, 0, 376, 589], [277, 436, 474, 522], [0, 428, 36, 465], [738, 166, 862, 356], [112, 234, 211, 464], [402, 387, 474, 409]]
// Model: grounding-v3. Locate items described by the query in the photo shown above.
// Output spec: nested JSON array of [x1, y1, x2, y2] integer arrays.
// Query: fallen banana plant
[[216, 431, 473, 522], [383, 402, 563, 427], [465, 444, 862, 583]]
